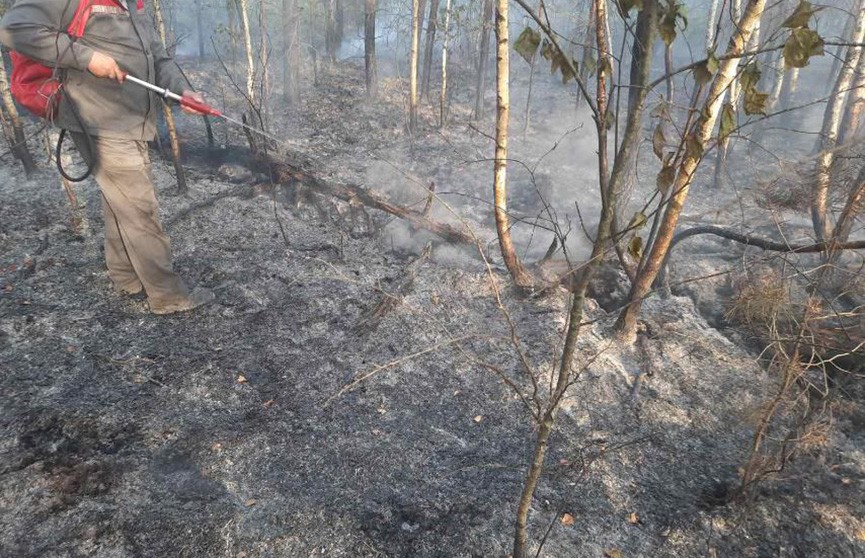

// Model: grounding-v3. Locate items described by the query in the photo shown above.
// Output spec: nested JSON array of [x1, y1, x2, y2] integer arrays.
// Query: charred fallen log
[[262, 158, 476, 246]]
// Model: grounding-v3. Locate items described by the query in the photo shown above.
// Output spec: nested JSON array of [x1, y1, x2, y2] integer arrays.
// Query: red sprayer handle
[[122, 74, 222, 117], [180, 94, 222, 117]]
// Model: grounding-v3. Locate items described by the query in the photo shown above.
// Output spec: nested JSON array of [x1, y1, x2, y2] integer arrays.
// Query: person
[[0, 0, 214, 314]]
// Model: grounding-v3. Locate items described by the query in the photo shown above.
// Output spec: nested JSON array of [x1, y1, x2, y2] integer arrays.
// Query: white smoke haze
[[160, 0, 861, 268]]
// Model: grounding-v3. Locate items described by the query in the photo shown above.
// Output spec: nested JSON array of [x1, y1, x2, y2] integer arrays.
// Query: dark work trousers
[[71, 133, 190, 309]]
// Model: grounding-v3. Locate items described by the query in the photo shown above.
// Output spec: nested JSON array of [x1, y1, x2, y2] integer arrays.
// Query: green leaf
[[540, 40, 555, 62], [659, 17, 677, 45], [743, 90, 769, 115], [783, 27, 825, 68], [604, 109, 616, 130], [619, 0, 644, 16], [626, 211, 648, 231], [514, 27, 541, 64], [685, 135, 703, 161], [628, 236, 644, 260], [719, 102, 736, 143], [706, 50, 720, 75], [599, 57, 613, 78], [782, 0, 821, 29], [560, 56, 577, 84], [740, 63, 761, 94], [657, 165, 676, 194], [693, 61, 713, 86], [584, 52, 597, 77], [652, 124, 666, 160]]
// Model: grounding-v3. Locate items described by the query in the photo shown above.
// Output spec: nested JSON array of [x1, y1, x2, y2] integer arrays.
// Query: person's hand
[[180, 90, 206, 114], [87, 51, 124, 82]]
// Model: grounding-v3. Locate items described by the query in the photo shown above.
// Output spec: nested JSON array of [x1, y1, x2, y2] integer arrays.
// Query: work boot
[[149, 287, 215, 315]]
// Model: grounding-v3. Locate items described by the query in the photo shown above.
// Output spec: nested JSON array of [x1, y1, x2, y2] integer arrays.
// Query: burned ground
[[1, 60, 864, 557]]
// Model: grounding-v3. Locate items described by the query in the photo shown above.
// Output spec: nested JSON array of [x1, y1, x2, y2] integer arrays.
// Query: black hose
[[54, 88, 95, 183]]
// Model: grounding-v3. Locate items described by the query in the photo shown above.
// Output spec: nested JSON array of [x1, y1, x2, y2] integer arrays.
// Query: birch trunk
[[152, 0, 187, 193], [839, 46, 865, 144], [492, 0, 532, 288], [812, 1, 865, 243], [238, 0, 256, 104], [616, 0, 768, 341], [439, 0, 451, 128], [706, 0, 720, 50]]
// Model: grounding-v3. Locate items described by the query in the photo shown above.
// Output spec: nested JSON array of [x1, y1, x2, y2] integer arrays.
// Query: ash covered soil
[[1, 60, 864, 557]]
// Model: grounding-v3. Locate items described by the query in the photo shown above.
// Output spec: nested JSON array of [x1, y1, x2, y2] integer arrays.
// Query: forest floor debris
[[1, 59, 864, 557]]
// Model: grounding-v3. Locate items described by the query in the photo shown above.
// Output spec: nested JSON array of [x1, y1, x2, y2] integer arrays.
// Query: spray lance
[[123, 73, 285, 145], [56, 74, 284, 182]]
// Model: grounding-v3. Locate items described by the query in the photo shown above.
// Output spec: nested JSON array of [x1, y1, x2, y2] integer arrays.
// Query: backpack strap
[[67, 1, 93, 38]]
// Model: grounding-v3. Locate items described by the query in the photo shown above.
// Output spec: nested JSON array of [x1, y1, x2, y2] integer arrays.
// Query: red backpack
[[9, 0, 139, 119]]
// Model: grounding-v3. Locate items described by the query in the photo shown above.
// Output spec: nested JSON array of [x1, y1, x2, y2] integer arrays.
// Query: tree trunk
[[613, 0, 657, 276], [228, 0, 238, 66], [195, 0, 206, 59], [409, 0, 420, 132], [258, 0, 270, 126], [577, 1, 596, 105], [492, 0, 532, 288], [335, 0, 344, 46], [420, 0, 440, 98], [0, 61, 36, 176], [812, 1, 865, 243], [713, 0, 749, 190], [440, 0, 452, 128], [832, 171, 865, 245], [522, 0, 545, 134], [325, 0, 338, 63], [839, 44, 865, 144], [474, 0, 494, 119], [283, 0, 301, 104], [706, 0, 720, 50], [512, 0, 616, 554], [364, 0, 377, 97], [616, 0, 767, 341], [238, 0, 256, 104], [152, 0, 187, 193]]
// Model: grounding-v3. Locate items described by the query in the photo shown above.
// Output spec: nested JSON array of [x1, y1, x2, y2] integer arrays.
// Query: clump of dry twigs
[[725, 260, 864, 499]]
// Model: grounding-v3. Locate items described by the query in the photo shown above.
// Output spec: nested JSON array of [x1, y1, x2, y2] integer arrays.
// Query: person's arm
[[151, 36, 206, 112], [151, 35, 187, 95], [0, 0, 94, 71]]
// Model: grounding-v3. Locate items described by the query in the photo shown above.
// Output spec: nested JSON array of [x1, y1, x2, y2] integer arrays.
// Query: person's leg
[[101, 193, 144, 294], [71, 133, 190, 308], [70, 133, 141, 293]]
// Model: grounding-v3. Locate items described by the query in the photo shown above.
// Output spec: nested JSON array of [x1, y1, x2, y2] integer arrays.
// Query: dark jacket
[[0, 0, 187, 140]]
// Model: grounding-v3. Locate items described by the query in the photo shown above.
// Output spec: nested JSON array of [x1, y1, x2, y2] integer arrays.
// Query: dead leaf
[[473, 415, 483, 423], [244, 498, 257, 507], [560, 512, 575, 526], [263, 399, 275, 408], [236, 375, 247, 384], [604, 549, 623, 558], [628, 511, 640, 524], [211, 442, 223, 452], [854, 528, 865, 541]]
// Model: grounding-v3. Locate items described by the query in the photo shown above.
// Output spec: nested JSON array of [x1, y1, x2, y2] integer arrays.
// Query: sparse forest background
[[1, 0, 864, 556]]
